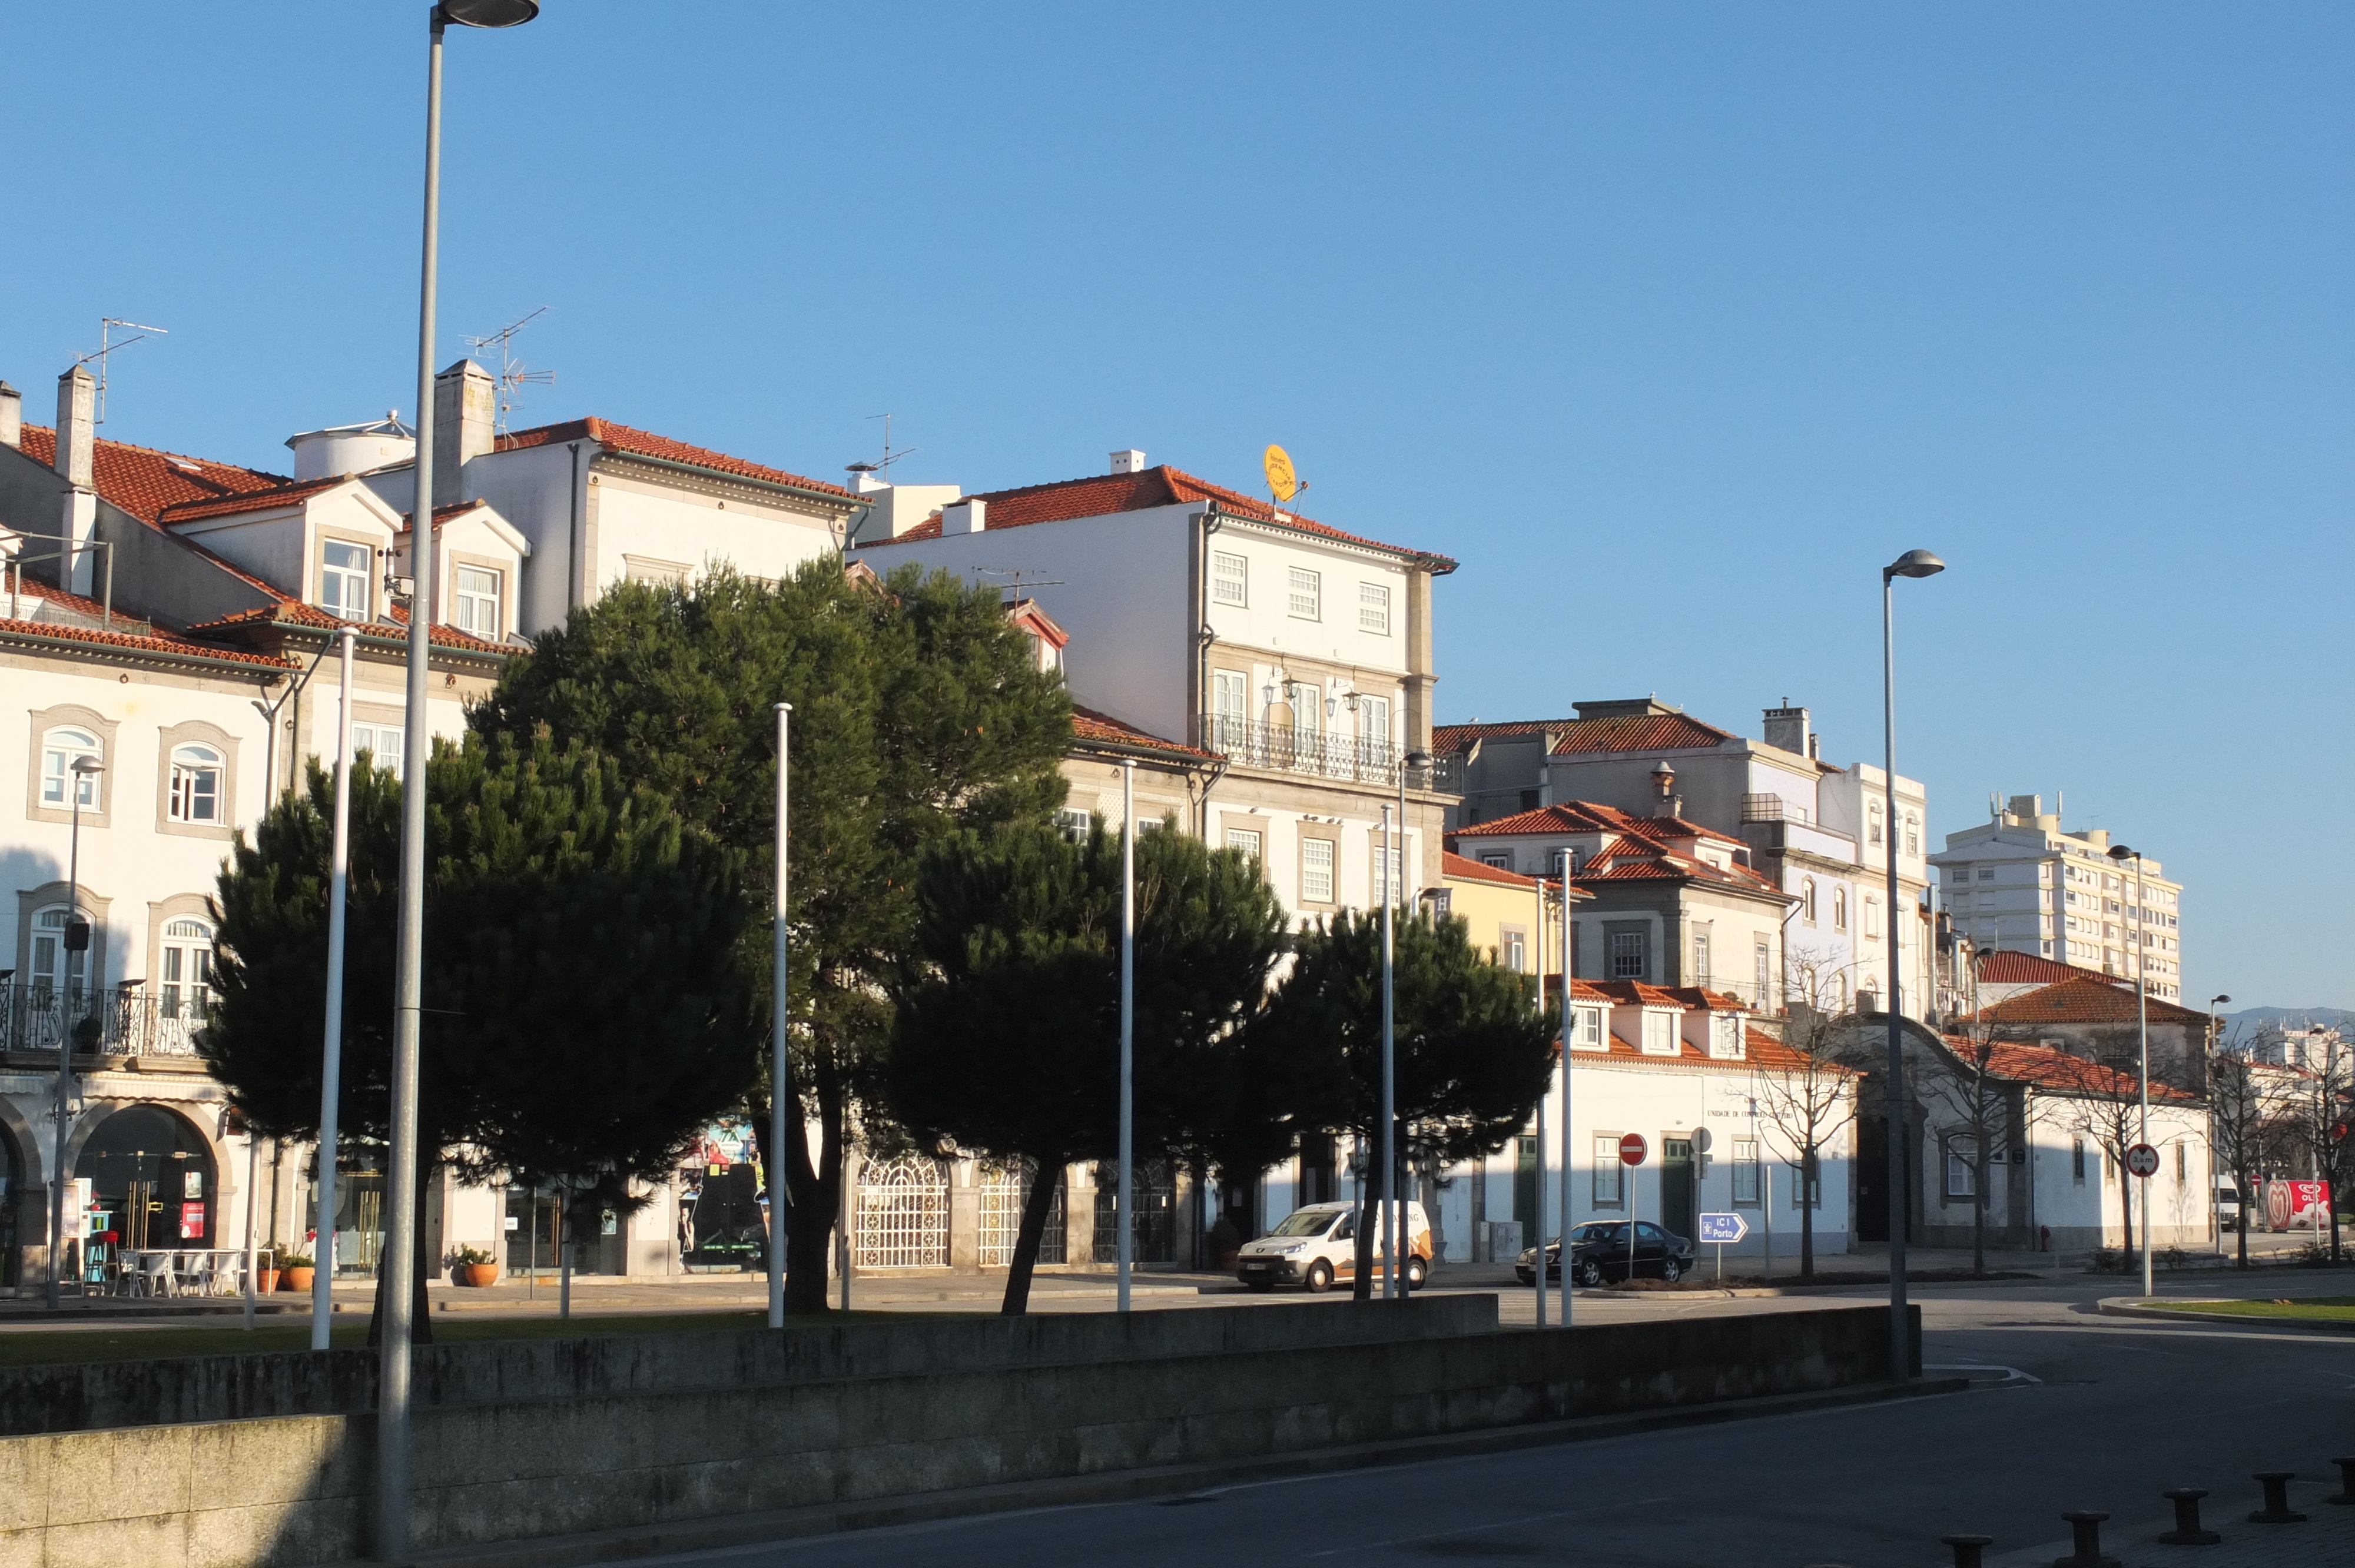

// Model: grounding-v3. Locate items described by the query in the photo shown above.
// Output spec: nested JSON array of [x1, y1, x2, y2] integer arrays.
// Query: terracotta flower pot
[[256, 1268, 281, 1295], [280, 1266, 315, 1292], [455, 1263, 500, 1288]]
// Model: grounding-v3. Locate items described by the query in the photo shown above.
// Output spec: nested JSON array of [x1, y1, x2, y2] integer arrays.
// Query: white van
[[1235, 1201, 1432, 1293]]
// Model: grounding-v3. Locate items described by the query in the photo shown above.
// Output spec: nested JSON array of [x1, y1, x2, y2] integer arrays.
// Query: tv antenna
[[976, 567, 1066, 600], [845, 412, 916, 484], [74, 317, 170, 425], [461, 307, 556, 436]]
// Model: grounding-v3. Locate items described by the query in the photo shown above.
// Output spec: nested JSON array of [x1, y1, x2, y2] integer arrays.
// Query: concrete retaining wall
[[0, 1303, 1915, 1568]]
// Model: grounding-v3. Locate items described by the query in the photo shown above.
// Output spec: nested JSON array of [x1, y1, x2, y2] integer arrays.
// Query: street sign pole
[[1617, 1134, 1647, 1283]]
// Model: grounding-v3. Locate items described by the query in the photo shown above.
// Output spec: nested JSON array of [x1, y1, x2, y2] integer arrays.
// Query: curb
[[2094, 1296, 2355, 1333], [390, 1377, 1968, 1568]]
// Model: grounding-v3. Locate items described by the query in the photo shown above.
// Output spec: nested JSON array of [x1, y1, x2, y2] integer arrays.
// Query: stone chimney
[[54, 366, 95, 486], [1109, 449, 1147, 474], [430, 359, 496, 507], [0, 381, 20, 449], [1763, 703, 1810, 758]]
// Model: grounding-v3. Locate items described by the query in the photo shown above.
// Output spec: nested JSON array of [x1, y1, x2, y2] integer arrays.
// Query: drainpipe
[[566, 441, 588, 612], [1195, 505, 1222, 836]]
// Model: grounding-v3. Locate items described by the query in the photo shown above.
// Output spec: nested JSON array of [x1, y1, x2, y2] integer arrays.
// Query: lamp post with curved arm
[[47, 752, 104, 1310]]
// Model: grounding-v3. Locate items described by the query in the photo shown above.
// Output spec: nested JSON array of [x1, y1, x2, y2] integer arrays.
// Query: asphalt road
[[629, 1273, 2355, 1568]]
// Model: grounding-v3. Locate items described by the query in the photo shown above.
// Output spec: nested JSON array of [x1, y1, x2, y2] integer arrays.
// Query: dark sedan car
[[1515, 1220, 1697, 1285]]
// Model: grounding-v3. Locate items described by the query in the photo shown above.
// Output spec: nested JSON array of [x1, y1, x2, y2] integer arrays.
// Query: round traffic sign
[[1618, 1132, 1648, 1167], [2124, 1143, 2160, 1180]]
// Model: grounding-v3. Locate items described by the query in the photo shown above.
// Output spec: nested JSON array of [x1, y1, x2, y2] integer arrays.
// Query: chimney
[[0, 381, 19, 449], [1109, 449, 1147, 474], [943, 497, 988, 536], [1763, 703, 1810, 758], [1650, 759, 1678, 819], [431, 359, 496, 507], [54, 366, 95, 486]]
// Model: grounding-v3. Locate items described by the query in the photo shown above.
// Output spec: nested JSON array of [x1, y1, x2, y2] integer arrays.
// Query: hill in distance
[[2221, 1005, 2354, 1032]]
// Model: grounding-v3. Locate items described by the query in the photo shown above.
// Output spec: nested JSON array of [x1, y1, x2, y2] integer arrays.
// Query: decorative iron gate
[[854, 1156, 949, 1268], [979, 1160, 1066, 1267], [1093, 1159, 1175, 1264]]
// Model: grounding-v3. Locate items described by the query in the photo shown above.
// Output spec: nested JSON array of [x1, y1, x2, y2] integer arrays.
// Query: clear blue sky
[[5, 4, 2347, 1007]]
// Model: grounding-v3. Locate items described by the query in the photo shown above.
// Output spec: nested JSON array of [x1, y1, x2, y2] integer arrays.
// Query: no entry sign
[[2124, 1143, 2160, 1180], [1618, 1133, 1648, 1167]]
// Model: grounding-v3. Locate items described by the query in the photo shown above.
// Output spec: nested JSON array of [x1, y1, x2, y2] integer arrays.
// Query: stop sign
[[2124, 1143, 2160, 1179], [1618, 1132, 1648, 1167]]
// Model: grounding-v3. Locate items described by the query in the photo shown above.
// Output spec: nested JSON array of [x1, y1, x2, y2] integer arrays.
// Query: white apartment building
[[1930, 794, 2185, 1001], [1438, 700, 1935, 1021], [851, 450, 1460, 923]]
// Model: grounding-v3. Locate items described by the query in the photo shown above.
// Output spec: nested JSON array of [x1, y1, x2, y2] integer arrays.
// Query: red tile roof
[[1451, 802, 1782, 901], [1442, 850, 1538, 889], [1452, 800, 1746, 849], [0, 604, 293, 670], [184, 599, 510, 657], [1432, 719, 1580, 753], [497, 418, 854, 501], [1966, 1039, 2201, 1102], [1972, 976, 2210, 1028], [157, 476, 348, 524], [16, 424, 291, 524], [1548, 710, 1739, 756], [1069, 706, 1217, 761], [864, 463, 1456, 571], [1973, 950, 2122, 989], [1575, 1024, 1854, 1077]]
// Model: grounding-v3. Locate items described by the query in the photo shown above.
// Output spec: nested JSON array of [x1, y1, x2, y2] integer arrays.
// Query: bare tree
[[1921, 985, 2009, 1278], [2039, 1026, 2151, 1264], [1750, 947, 1860, 1282], [2280, 1031, 2353, 1263], [2206, 1028, 2283, 1270]]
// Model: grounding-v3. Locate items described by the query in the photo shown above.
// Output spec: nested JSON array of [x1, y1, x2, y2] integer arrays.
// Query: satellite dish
[[1263, 444, 1299, 503]]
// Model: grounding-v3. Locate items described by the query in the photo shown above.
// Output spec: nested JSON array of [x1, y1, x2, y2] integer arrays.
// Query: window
[[453, 564, 503, 637], [623, 555, 689, 586], [1481, 853, 1510, 871], [1710, 1014, 1743, 1060], [1610, 932, 1645, 979], [1946, 1134, 1978, 1198], [1832, 886, 1848, 932], [1732, 1140, 1760, 1205], [1865, 897, 1881, 939], [349, 722, 405, 778], [1224, 826, 1262, 861], [1691, 932, 1710, 988], [1640, 1011, 1674, 1055], [1754, 939, 1770, 1005], [1868, 801, 1883, 845], [1358, 582, 1391, 634], [1978, 868, 1995, 882], [1301, 838, 1334, 903], [1288, 680, 1322, 738], [1212, 670, 1248, 748], [1791, 1158, 1821, 1209], [30, 906, 88, 1005], [167, 743, 223, 823], [320, 540, 372, 619], [1502, 929, 1527, 974], [40, 727, 101, 808], [158, 918, 214, 1021], [1056, 808, 1092, 843], [1286, 566, 1321, 620], [1905, 813, 1920, 856], [1212, 551, 1248, 607], [1574, 1006, 1604, 1049], [1356, 695, 1391, 754], [2175, 1142, 2187, 1185], [1374, 841, 1403, 903], [1592, 1138, 1623, 1205], [1801, 879, 1817, 924]]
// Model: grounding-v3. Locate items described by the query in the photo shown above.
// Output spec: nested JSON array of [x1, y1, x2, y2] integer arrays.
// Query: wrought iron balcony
[[0, 981, 207, 1060], [1202, 715, 1462, 792]]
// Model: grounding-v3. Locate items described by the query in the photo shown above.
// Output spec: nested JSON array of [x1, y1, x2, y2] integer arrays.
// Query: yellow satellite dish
[[1263, 444, 1299, 503]]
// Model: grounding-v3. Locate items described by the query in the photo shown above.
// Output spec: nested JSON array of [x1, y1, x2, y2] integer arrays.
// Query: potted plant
[[277, 1251, 316, 1292], [446, 1244, 500, 1288], [255, 1245, 281, 1295]]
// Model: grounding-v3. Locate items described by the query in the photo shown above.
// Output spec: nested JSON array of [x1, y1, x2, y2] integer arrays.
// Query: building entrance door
[[1662, 1138, 1696, 1241], [1512, 1135, 1538, 1243]]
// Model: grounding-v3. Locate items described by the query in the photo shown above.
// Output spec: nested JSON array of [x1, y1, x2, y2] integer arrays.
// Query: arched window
[[1868, 800, 1884, 846], [168, 744, 223, 824], [1833, 885, 1848, 932], [29, 906, 88, 1005], [40, 728, 101, 808], [1801, 879, 1817, 923], [159, 917, 215, 1021]]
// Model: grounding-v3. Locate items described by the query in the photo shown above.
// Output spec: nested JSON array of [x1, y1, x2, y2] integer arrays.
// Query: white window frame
[[1640, 1011, 1675, 1055], [1591, 1137, 1623, 1206], [1946, 1134, 1978, 1198], [1357, 582, 1391, 635], [159, 917, 215, 1021], [1732, 1139, 1760, 1205], [453, 564, 503, 638], [320, 540, 373, 620], [1575, 1006, 1604, 1049], [1356, 694, 1391, 753], [40, 727, 102, 808], [1224, 826, 1262, 861], [1212, 551, 1248, 607], [1286, 566, 1321, 622], [1301, 838, 1335, 904], [349, 721, 406, 779], [167, 743, 224, 824], [1501, 929, 1527, 974], [1710, 1014, 1742, 1060]]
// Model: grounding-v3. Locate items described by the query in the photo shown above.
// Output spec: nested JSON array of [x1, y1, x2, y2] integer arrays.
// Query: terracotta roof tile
[[1432, 719, 1578, 753], [1973, 950, 2122, 989], [16, 424, 290, 525], [184, 600, 511, 656], [0, 609, 293, 669], [1967, 1038, 2201, 1101], [1573, 1024, 1853, 1077], [497, 418, 853, 500], [1973, 976, 2210, 1028], [1441, 850, 1538, 889], [1548, 712, 1738, 756], [157, 476, 348, 524], [1069, 706, 1216, 760]]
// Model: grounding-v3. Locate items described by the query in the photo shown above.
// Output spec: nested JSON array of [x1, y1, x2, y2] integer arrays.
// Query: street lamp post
[[1879, 547, 1943, 1381], [2109, 843, 2153, 1297], [1117, 759, 1135, 1314], [770, 702, 790, 1330], [314, 626, 358, 1350], [47, 752, 103, 1310], [1382, 751, 1432, 1302], [380, 4, 538, 1560], [2207, 992, 2231, 1255]]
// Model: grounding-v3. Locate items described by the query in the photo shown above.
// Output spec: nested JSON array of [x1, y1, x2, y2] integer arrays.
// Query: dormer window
[[321, 540, 373, 619], [1574, 1005, 1605, 1050], [453, 565, 503, 638], [1640, 1011, 1677, 1055], [1710, 1014, 1743, 1060]]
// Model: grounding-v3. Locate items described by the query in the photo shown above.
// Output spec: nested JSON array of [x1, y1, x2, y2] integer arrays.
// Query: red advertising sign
[[1618, 1133, 1648, 1167], [178, 1202, 206, 1241], [2266, 1180, 2330, 1232]]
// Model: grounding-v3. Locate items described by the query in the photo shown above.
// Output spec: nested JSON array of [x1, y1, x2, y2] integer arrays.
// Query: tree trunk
[[1971, 1150, 1986, 1278], [752, 1044, 847, 1318], [2118, 1148, 2134, 1266], [364, 1152, 436, 1348], [1351, 1134, 1376, 1303], [998, 1157, 1063, 1316], [2235, 1174, 2249, 1269], [1798, 1145, 1816, 1283]]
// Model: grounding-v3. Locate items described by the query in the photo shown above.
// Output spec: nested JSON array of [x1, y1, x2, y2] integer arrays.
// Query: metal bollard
[[2329, 1456, 2355, 1506], [2054, 1510, 2120, 1568], [2248, 1471, 2307, 1525], [2158, 1487, 2221, 1545], [1940, 1532, 1994, 1568]]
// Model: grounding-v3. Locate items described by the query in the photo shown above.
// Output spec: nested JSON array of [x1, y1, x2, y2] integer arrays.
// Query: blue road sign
[[1697, 1212, 1748, 1245]]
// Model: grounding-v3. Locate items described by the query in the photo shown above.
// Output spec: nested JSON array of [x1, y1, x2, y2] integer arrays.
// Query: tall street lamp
[[2108, 842, 2154, 1297], [1382, 750, 1433, 1301], [1117, 759, 1136, 1313], [314, 625, 359, 1350], [1879, 547, 1943, 1381], [47, 752, 103, 1310], [769, 703, 791, 1328], [382, 3, 538, 1561], [2207, 992, 2231, 1255]]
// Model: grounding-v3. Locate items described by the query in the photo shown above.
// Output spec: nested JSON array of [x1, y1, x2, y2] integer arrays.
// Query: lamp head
[[437, 0, 539, 26], [1650, 759, 1676, 799], [1404, 750, 1433, 769], [1883, 548, 1946, 581], [70, 755, 103, 777], [2107, 844, 2134, 863], [2213, 994, 2231, 1006]]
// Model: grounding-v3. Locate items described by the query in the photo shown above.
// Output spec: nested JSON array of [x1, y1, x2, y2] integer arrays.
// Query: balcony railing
[[0, 982, 207, 1060], [1203, 715, 1463, 792]]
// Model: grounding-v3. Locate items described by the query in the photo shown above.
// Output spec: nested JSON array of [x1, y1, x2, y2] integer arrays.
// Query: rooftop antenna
[[1263, 443, 1309, 518], [461, 307, 556, 436], [847, 413, 916, 483], [75, 317, 170, 425], [974, 567, 1066, 601]]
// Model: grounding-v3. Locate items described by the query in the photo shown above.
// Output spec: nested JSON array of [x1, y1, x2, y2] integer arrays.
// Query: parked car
[[1235, 1201, 1432, 1293], [1516, 1220, 1696, 1286]]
